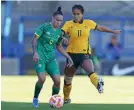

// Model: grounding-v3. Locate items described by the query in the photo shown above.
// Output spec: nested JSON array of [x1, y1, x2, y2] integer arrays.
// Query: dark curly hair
[[72, 4, 84, 14]]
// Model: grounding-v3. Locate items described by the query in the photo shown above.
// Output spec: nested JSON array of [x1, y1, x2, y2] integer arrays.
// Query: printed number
[[77, 30, 82, 37]]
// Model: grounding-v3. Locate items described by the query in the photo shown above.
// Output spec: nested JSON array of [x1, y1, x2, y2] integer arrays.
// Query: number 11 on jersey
[[77, 30, 82, 37]]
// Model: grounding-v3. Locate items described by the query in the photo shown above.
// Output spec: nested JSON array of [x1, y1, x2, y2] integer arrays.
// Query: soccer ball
[[49, 94, 64, 108]]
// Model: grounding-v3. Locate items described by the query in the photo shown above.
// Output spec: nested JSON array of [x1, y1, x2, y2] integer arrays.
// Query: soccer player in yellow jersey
[[62, 4, 121, 104]]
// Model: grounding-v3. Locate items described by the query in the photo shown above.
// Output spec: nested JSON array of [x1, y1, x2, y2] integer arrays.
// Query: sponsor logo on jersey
[[46, 32, 50, 35]]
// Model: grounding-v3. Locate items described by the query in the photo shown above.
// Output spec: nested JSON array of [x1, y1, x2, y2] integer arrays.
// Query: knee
[[54, 80, 60, 87], [83, 66, 95, 75], [64, 66, 76, 77], [38, 78, 45, 84], [64, 75, 73, 85]]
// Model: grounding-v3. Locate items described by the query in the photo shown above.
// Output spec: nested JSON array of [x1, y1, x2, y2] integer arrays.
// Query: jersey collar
[[73, 19, 83, 24]]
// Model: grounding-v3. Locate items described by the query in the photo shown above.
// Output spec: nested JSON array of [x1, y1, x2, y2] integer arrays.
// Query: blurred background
[[1, 1, 134, 108], [1, 0, 134, 76]]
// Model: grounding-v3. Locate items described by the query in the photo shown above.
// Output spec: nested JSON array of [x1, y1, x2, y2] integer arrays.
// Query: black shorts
[[67, 53, 92, 69]]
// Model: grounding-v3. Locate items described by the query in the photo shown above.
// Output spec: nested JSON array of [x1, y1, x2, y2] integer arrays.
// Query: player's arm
[[61, 21, 70, 45], [62, 21, 70, 34], [96, 25, 122, 34], [88, 20, 121, 34], [56, 44, 69, 58], [32, 36, 37, 54], [31, 35, 39, 62], [56, 44, 73, 67], [56, 34, 73, 67], [61, 30, 69, 45], [32, 24, 44, 61]]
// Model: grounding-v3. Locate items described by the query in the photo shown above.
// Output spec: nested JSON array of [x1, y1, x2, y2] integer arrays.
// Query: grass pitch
[[1, 76, 134, 110]]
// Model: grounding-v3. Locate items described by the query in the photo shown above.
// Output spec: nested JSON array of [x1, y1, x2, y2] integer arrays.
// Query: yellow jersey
[[62, 19, 97, 54]]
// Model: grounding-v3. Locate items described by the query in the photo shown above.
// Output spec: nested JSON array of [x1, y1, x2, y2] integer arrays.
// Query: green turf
[[2, 76, 134, 110], [1, 101, 134, 110]]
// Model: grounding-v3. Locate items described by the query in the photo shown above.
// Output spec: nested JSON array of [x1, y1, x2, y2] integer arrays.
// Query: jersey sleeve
[[56, 37, 63, 45], [87, 20, 97, 30], [62, 21, 70, 34], [34, 24, 44, 39], [56, 31, 63, 45]]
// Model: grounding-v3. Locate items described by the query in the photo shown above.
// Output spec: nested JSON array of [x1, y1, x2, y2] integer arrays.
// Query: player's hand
[[33, 52, 39, 62], [67, 57, 74, 67], [62, 37, 69, 45], [114, 30, 122, 34]]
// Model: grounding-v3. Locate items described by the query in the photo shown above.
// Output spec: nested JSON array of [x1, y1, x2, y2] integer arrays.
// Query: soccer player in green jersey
[[32, 7, 73, 108]]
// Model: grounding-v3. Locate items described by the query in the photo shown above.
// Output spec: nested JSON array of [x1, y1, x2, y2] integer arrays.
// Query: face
[[52, 15, 63, 28], [72, 8, 83, 22]]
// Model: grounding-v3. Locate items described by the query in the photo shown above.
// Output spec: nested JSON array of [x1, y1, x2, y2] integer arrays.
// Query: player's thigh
[[46, 59, 60, 77], [35, 60, 46, 83], [64, 53, 78, 77], [81, 58, 95, 73], [64, 65, 77, 77]]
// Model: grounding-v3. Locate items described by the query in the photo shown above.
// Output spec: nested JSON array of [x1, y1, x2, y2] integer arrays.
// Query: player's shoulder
[[64, 20, 74, 25], [39, 22, 51, 28], [43, 22, 51, 27], [83, 19, 95, 24]]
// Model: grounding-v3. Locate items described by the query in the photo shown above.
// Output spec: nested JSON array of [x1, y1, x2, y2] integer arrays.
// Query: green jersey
[[35, 22, 62, 63]]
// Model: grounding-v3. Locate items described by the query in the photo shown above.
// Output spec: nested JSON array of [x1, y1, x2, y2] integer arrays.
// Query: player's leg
[[81, 56, 104, 93], [33, 60, 46, 107], [63, 53, 79, 103], [63, 65, 77, 103], [51, 74, 60, 95], [46, 59, 61, 95]]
